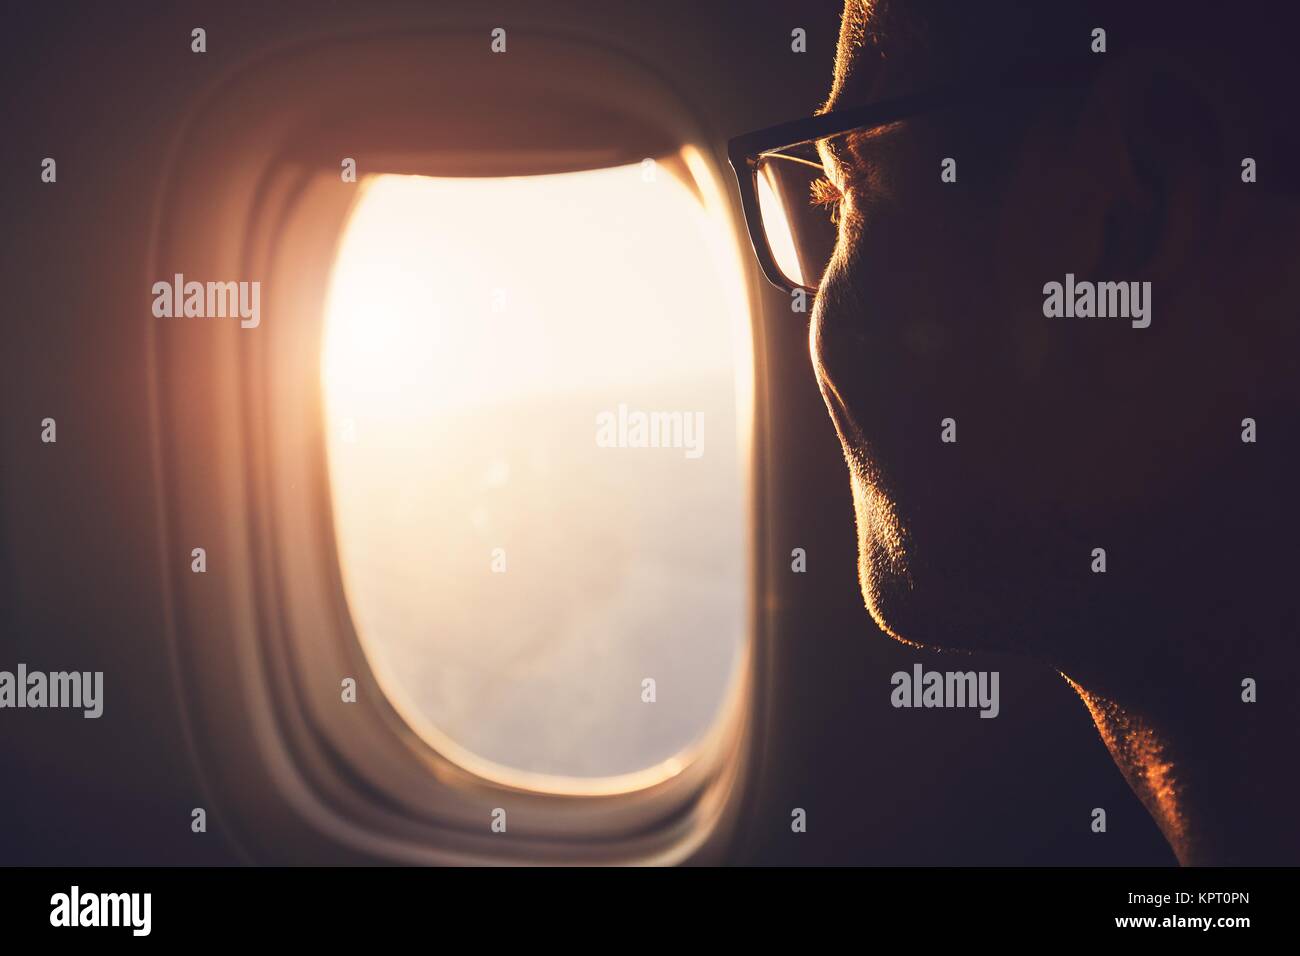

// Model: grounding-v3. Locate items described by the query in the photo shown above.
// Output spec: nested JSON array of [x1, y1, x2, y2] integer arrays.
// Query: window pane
[[321, 161, 749, 789]]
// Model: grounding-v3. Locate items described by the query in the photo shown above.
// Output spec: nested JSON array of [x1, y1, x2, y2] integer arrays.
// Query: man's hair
[[834, 0, 1297, 154]]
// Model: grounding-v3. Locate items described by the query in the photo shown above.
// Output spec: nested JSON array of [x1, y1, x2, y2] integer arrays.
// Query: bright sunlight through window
[[321, 155, 751, 793]]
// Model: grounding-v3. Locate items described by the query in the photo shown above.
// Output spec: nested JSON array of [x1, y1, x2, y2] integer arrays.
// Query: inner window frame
[[148, 26, 764, 865]]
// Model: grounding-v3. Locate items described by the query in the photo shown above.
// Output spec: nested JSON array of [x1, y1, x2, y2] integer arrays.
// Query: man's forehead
[[821, 0, 938, 113], [821, 1, 1049, 113], [821, 0, 887, 113]]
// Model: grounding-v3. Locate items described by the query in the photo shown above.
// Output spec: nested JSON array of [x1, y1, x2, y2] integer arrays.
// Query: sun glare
[[756, 164, 806, 288], [320, 158, 751, 791]]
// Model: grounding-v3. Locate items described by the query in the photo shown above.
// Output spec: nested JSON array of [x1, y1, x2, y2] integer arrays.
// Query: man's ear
[[1089, 52, 1230, 280], [999, 51, 1230, 287]]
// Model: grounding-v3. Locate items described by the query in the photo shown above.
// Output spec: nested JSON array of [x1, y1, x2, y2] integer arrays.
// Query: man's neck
[[1067, 663, 1300, 865]]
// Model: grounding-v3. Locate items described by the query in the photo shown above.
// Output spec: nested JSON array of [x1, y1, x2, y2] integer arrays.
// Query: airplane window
[[320, 159, 750, 791]]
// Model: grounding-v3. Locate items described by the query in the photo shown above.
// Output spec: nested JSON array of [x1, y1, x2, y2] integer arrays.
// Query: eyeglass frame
[[727, 58, 1105, 295]]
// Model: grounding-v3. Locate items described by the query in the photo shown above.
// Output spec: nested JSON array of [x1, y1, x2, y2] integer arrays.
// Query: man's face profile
[[805, 0, 1300, 864]]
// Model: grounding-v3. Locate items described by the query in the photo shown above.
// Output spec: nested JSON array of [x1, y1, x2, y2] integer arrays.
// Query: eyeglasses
[[727, 60, 1101, 295]]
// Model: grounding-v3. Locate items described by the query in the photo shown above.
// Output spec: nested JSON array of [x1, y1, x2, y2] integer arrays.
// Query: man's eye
[[810, 176, 843, 223]]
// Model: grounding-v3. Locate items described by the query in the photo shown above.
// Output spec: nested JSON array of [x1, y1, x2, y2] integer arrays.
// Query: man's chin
[[858, 554, 989, 654], [857, 542, 1039, 657], [847, 470, 933, 649], [850, 471, 1022, 656], [857, 553, 927, 649]]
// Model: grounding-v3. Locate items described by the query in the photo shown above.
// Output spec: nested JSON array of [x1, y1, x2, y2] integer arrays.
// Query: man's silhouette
[[809, 0, 1298, 863]]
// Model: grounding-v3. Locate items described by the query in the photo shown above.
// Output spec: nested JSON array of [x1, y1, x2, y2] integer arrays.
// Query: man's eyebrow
[[817, 85, 841, 117]]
